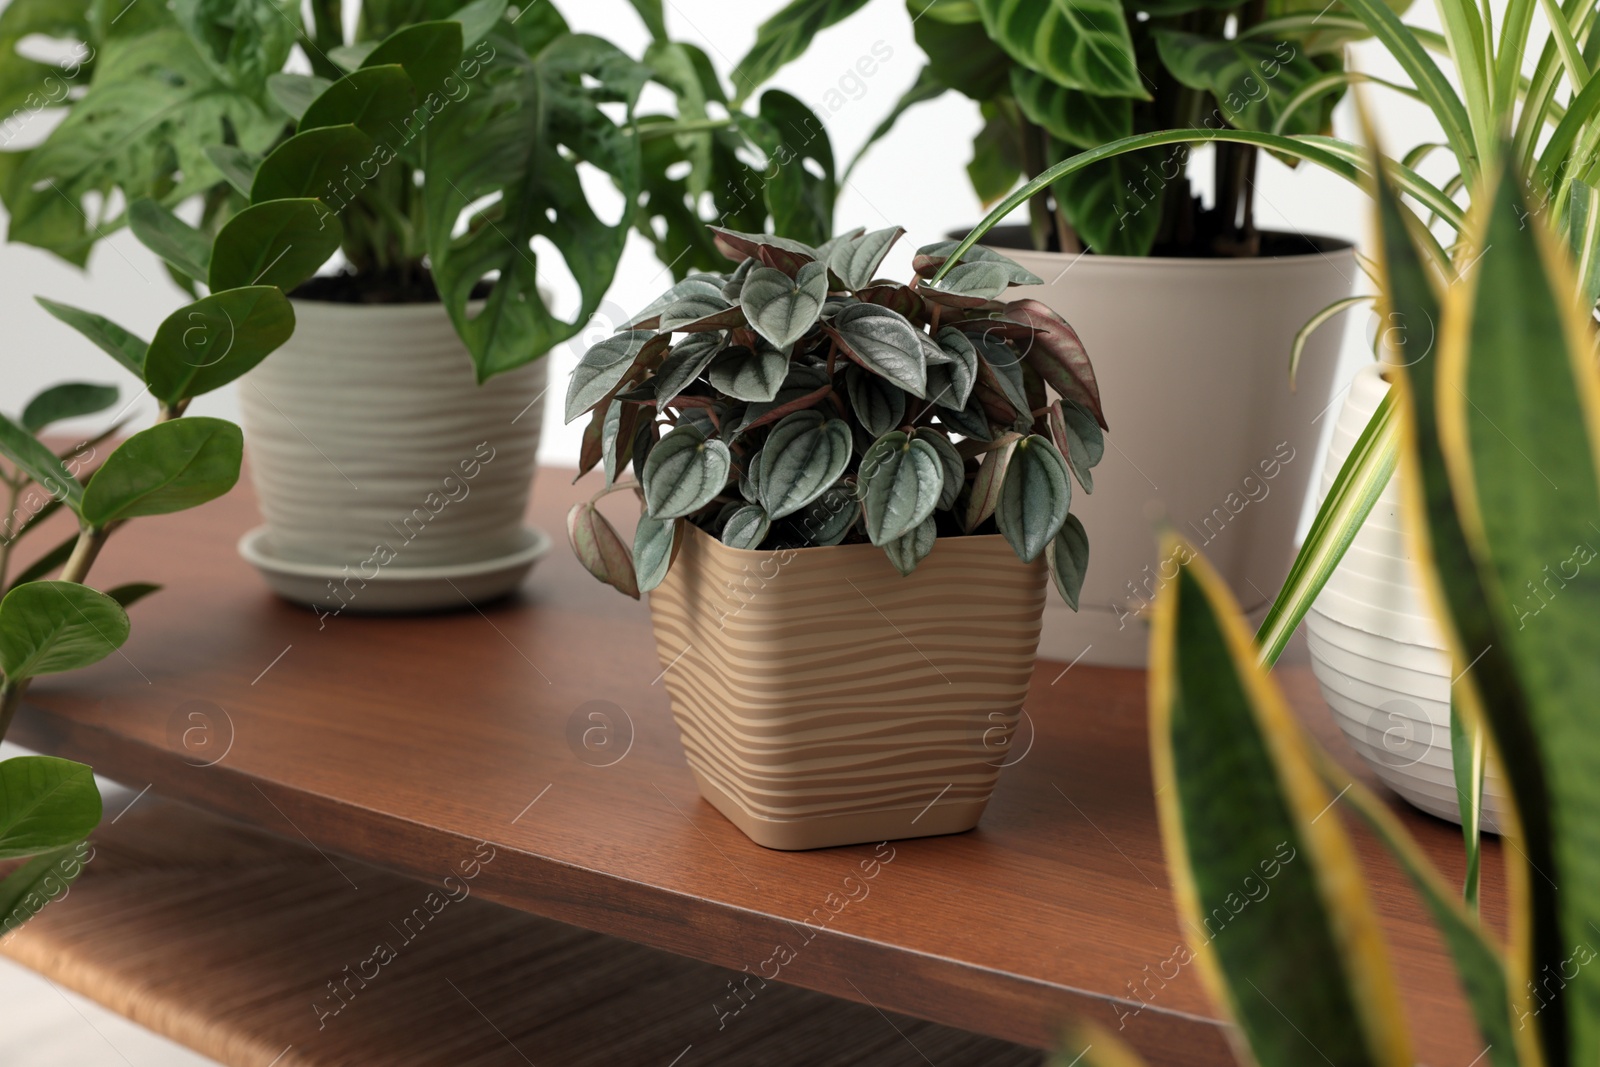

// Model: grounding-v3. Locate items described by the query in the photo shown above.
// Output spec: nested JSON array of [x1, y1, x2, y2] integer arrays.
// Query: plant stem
[[60, 525, 108, 585], [0, 476, 19, 587], [0, 678, 22, 745]]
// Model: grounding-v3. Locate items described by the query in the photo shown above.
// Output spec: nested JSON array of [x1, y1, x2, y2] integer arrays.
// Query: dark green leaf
[[362, 20, 464, 97], [708, 344, 789, 403], [914, 427, 964, 510], [21, 384, 118, 435], [791, 481, 858, 546], [128, 199, 211, 282], [1003, 298, 1107, 428], [996, 434, 1070, 561], [846, 365, 908, 437], [721, 504, 771, 549], [210, 198, 343, 293], [0, 756, 99, 860], [642, 425, 732, 519], [911, 1, 1013, 99], [144, 287, 295, 404], [829, 303, 926, 397], [653, 334, 725, 407], [633, 512, 678, 593], [740, 262, 828, 348], [300, 65, 418, 138], [1010, 66, 1132, 149], [105, 583, 161, 609], [0, 415, 82, 512], [928, 326, 979, 410], [1046, 512, 1088, 608], [204, 144, 260, 198], [0, 842, 89, 934], [268, 72, 334, 119], [882, 514, 936, 575], [975, 0, 1145, 99], [1049, 144, 1167, 256], [81, 418, 242, 525], [0, 580, 129, 679], [741, 90, 837, 247], [250, 124, 376, 204], [860, 431, 942, 543], [449, 0, 510, 46], [35, 298, 147, 377], [566, 332, 660, 424], [730, 0, 871, 103], [758, 411, 853, 519], [1154, 32, 1325, 136], [1048, 397, 1103, 492], [829, 226, 905, 290]]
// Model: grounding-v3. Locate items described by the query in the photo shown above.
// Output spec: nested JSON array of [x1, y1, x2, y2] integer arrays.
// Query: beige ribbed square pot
[[648, 524, 1048, 850]]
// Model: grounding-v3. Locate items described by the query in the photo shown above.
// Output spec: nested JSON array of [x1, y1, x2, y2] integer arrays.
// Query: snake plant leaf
[[1048, 398, 1104, 494], [1153, 31, 1326, 135], [963, 434, 1019, 531], [566, 502, 638, 599], [642, 425, 731, 520], [0, 842, 88, 932], [566, 331, 662, 424], [1046, 513, 1089, 609], [729, 0, 870, 103], [882, 514, 937, 576], [829, 303, 927, 397], [912, 241, 1041, 284], [914, 428, 965, 511], [1003, 299, 1107, 429], [143, 287, 295, 404], [209, 199, 344, 293], [758, 411, 853, 519], [846, 365, 908, 438], [828, 226, 905, 290], [633, 513, 678, 594], [300, 64, 417, 137], [81, 419, 242, 525], [653, 334, 725, 408], [975, 0, 1146, 99], [926, 326, 979, 410], [128, 199, 211, 283], [1449, 694, 1485, 910], [35, 299, 148, 377], [996, 435, 1070, 562], [721, 504, 771, 550], [0, 756, 100, 860], [860, 431, 943, 544], [1009, 66, 1132, 149], [250, 124, 376, 204], [708, 344, 788, 403], [267, 72, 333, 120], [1150, 540, 1413, 1067], [0, 581, 130, 680], [740, 262, 828, 348], [1054, 1021, 1154, 1067], [361, 20, 464, 97], [1427, 155, 1600, 1066], [21, 383, 118, 435], [0, 415, 82, 513]]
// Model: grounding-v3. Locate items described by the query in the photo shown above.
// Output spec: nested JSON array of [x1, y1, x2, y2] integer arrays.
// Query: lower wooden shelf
[[2, 796, 1040, 1066]]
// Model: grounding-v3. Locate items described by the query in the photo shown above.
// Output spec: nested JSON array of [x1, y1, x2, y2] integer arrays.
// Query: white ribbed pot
[[976, 229, 1354, 667], [1307, 363, 1507, 829], [238, 297, 547, 610]]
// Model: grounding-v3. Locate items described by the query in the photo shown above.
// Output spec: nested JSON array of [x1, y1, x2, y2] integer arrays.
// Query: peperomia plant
[[563, 226, 1104, 603]]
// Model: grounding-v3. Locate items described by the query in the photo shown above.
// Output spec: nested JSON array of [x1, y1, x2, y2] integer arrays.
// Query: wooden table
[[12, 468, 1504, 1065]]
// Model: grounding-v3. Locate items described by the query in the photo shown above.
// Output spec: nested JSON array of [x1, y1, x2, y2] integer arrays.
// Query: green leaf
[[996, 434, 1070, 562], [927, 261, 1012, 301], [81, 418, 242, 525], [624, 0, 667, 39], [362, 20, 465, 97], [1154, 32, 1326, 135], [143, 287, 295, 404], [1449, 694, 1485, 910], [912, 241, 1040, 284], [742, 90, 837, 247], [21, 383, 118, 435], [708, 344, 789, 404], [250, 124, 376, 204], [1049, 144, 1165, 256], [566, 502, 638, 599], [0, 842, 89, 935], [860, 431, 942, 544], [175, 0, 298, 91], [1047, 398, 1103, 493], [1010, 66, 1131, 149], [0, 581, 129, 680], [0, 756, 100, 860], [0, 415, 82, 512], [1290, 295, 1372, 390], [600, 401, 641, 488], [565, 331, 661, 423], [758, 411, 853, 519], [128, 199, 211, 283], [300, 64, 418, 138], [974, 0, 1145, 99], [791, 481, 858, 545], [653, 334, 725, 407], [642, 426, 732, 520], [105, 583, 161, 609], [846, 365, 908, 438], [449, 0, 510, 46], [1045, 513, 1088, 608], [721, 504, 771, 549], [914, 427, 964, 510], [5, 534, 77, 592], [911, 1, 1013, 100], [209, 198, 343, 293], [730, 0, 871, 103], [658, 279, 741, 332], [633, 513, 678, 593], [882, 514, 936, 575], [968, 101, 1025, 206], [829, 226, 905, 290], [267, 72, 333, 119], [1151, 541, 1414, 1067], [829, 303, 927, 397], [927, 326, 979, 410], [35, 298, 147, 377], [739, 262, 828, 348]]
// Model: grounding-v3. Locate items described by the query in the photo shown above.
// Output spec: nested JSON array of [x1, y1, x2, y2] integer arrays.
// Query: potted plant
[[0, 0, 838, 612], [564, 224, 1103, 849], [733, 0, 1379, 664]]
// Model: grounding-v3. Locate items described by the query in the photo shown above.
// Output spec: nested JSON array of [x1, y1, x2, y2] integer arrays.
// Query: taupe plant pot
[[648, 524, 1047, 850]]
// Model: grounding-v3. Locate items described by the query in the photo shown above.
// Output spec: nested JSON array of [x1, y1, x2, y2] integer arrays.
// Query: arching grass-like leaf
[[633, 513, 678, 594], [996, 434, 1070, 562], [0, 581, 130, 680], [0, 756, 100, 860], [758, 411, 852, 519], [740, 262, 828, 348], [250, 124, 376, 204], [860, 431, 942, 544], [128, 199, 211, 283], [642, 425, 732, 520], [829, 303, 926, 397], [81, 419, 242, 526], [143, 287, 295, 404], [721, 504, 771, 549], [35, 299, 147, 377], [21, 383, 118, 435], [209, 199, 343, 293], [1046, 513, 1089, 609], [1150, 541, 1414, 1067]]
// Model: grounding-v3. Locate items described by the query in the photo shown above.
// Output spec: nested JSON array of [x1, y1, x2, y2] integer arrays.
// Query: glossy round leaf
[[0, 581, 130, 680], [210, 198, 343, 293], [250, 124, 376, 204], [0, 756, 101, 860], [82, 418, 243, 525], [144, 287, 295, 404], [300, 65, 417, 137]]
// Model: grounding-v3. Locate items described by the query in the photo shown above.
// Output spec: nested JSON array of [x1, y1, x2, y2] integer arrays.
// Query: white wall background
[[0, 1, 1452, 472]]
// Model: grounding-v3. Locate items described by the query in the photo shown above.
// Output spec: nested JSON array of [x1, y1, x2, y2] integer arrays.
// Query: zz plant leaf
[[0, 581, 130, 681], [81, 419, 244, 526], [143, 287, 296, 405], [0, 756, 100, 860]]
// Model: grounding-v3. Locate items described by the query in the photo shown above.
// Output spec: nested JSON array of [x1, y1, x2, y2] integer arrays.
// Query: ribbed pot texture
[[988, 236, 1353, 667], [647, 524, 1048, 850], [239, 298, 546, 571], [1308, 363, 1507, 829]]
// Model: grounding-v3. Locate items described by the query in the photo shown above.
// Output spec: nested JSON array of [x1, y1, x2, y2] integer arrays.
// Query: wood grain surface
[[9, 466, 1507, 1065]]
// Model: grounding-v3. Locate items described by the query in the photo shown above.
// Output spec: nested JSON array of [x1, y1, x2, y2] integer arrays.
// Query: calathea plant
[[564, 226, 1104, 600]]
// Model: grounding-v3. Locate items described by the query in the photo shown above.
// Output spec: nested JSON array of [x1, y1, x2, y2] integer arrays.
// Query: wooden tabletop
[[12, 466, 1504, 1065]]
